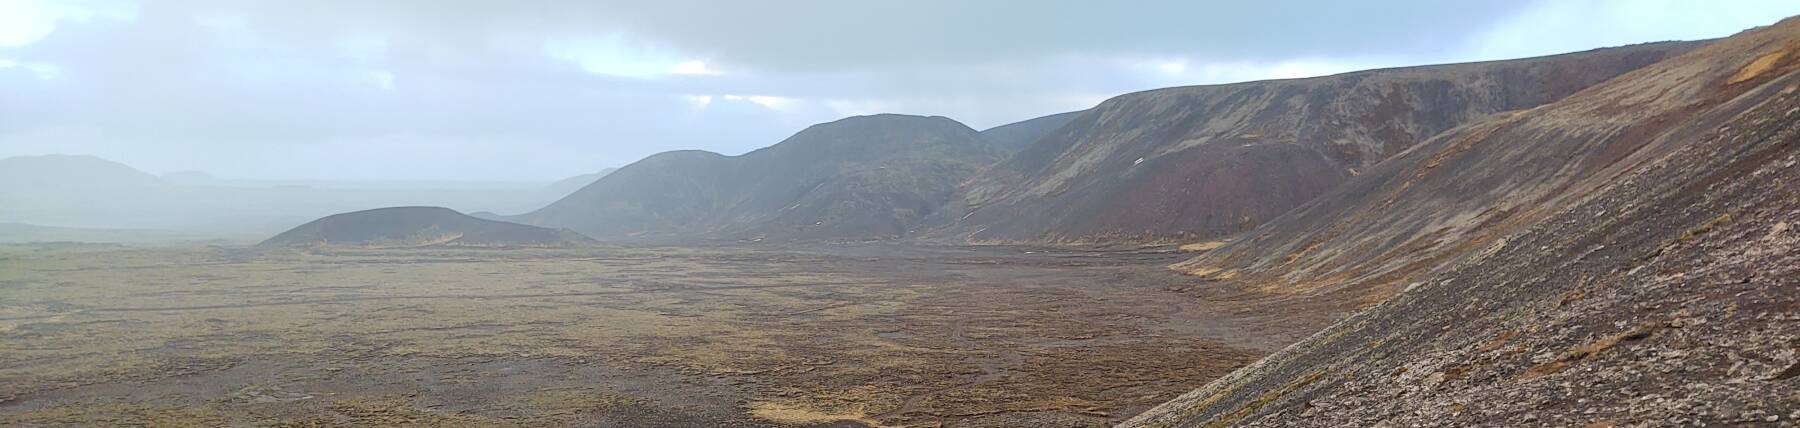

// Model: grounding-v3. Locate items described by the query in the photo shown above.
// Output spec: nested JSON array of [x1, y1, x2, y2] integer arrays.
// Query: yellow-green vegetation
[[0, 243, 1264, 426], [1177, 241, 1227, 253]]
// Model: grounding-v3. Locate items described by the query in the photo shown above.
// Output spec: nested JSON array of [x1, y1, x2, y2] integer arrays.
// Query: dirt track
[[0, 242, 1327, 427]]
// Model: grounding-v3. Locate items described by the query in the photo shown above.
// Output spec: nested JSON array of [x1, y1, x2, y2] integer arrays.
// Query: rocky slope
[[937, 41, 1699, 244], [1128, 17, 1800, 427], [519, 114, 1004, 241], [261, 206, 593, 247]]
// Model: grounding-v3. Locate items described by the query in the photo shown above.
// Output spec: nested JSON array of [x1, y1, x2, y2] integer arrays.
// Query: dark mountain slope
[[978, 110, 1084, 152], [261, 206, 592, 247], [520, 114, 1003, 241], [1129, 17, 1800, 426], [938, 41, 1700, 244]]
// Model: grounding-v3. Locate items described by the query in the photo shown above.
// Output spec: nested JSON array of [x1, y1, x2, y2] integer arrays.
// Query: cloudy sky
[[1, 0, 1795, 181]]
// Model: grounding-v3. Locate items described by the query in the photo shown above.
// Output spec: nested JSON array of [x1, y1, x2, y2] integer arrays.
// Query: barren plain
[[0, 242, 1327, 427]]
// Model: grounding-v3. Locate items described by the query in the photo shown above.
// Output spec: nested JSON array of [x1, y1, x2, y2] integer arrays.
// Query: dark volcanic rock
[[519, 114, 1003, 242], [261, 206, 592, 247], [938, 41, 1700, 244], [1129, 16, 1800, 427]]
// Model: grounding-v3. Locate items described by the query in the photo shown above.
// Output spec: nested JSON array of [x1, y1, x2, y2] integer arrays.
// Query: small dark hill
[[938, 41, 1700, 244], [520, 114, 1002, 241], [978, 110, 1084, 152], [261, 206, 593, 247]]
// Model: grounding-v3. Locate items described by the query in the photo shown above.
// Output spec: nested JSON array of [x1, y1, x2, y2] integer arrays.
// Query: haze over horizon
[[2, 0, 1796, 181]]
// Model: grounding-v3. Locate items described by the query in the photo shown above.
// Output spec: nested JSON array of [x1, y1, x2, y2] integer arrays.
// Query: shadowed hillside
[[1129, 16, 1800, 427], [261, 206, 593, 247], [936, 41, 1700, 244], [520, 114, 1004, 241]]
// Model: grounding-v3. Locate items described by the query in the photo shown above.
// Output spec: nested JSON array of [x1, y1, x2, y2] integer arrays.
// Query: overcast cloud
[[1, 0, 1796, 180]]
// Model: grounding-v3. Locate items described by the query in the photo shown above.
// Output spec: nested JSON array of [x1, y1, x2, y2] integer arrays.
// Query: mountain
[[159, 170, 219, 186], [543, 167, 619, 197], [0, 155, 575, 235], [520, 114, 1004, 241], [0, 155, 187, 230], [1127, 17, 1800, 426], [936, 41, 1701, 244], [978, 110, 1084, 152], [260, 206, 593, 247]]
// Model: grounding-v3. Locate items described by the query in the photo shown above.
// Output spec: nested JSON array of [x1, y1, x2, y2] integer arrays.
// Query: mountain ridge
[[932, 40, 1703, 244], [520, 113, 1005, 241]]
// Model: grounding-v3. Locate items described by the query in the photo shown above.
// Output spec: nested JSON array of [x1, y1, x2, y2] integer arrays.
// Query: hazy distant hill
[[0, 155, 580, 237], [543, 167, 619, 197], [1129, 18, 1800, 426], [260, 206, 592, 247], [520, 114, 1004, 241], [937, 41, 1700, 244], [0, 222, 233, 244], [978, 110, 1083, 152]]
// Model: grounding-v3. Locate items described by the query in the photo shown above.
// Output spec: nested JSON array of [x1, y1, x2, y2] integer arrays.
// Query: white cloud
[[822, 99, 895, 117], [339, 35, 391, 62], [1156, 60, 1187, 74], [1461, 0, 1800, 61], [1136, 57, 1384, 86], [543, 33, 719, 79], [0, 56, 60, 79], [23, 62, 59, 79], [0, 0, 137, 48], [369, 70, 395, 90], [190, 10, 248, 32], [682, 94, 713, 107], [723, 94, 798, 110], [670, 60, 721, 76]]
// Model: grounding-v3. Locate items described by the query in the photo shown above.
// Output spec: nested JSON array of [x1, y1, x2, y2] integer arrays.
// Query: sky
[[1, 0, 1796, 181]]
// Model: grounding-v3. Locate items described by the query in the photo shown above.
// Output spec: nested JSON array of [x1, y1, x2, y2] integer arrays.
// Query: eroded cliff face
[[936, 42, 1698, 244], [1128, 17, 1800, 427]]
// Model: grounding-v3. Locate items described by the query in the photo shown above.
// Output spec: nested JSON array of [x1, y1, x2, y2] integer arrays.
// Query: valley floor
[[0, 242, 1338, 427]]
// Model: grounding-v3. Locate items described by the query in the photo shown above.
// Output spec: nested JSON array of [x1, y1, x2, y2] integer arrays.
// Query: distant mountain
[[0, 155, 576, 235], [978, 110, 1083, 152], [543, 167, 619, 196], [260, 206, 592, 247], [520, 114, 1004, 241], [159, 170, 219, 186], [0, 155, 185, 230], [1128, 17, 1800, 426], [0, 222, 226, 244], [936, 41, 1701, 244], [0, 154, 169, 191]]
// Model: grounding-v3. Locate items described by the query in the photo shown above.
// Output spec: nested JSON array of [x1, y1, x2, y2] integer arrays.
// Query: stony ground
[[0, 242, 1314, 427]]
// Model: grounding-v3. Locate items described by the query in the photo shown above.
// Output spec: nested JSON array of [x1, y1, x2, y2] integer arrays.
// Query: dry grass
[[1177, 241, 1228, 253]]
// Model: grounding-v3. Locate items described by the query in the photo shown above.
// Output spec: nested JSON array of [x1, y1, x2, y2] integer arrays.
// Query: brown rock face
[[519, 114, 1003, 241], [1128, 16, 1800, 427], [938, 41, 1699, 244]]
